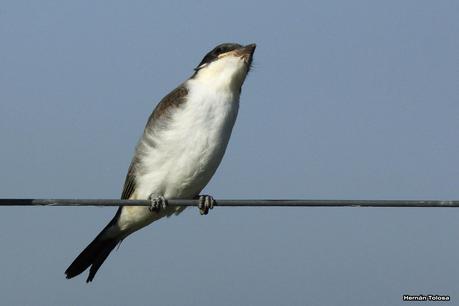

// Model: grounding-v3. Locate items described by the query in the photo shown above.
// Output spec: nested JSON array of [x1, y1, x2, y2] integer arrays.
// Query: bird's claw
[[148, 195, 168, 213], [198, 195, 215, 215]]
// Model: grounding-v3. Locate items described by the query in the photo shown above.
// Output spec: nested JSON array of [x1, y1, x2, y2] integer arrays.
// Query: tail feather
[[86, 238, 118, 282], [65, 211, 122, 282]]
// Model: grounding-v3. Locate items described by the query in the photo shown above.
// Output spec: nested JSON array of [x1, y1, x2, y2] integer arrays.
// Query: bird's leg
[[197, 195, 215, 215], [148, 195, 168, 213]]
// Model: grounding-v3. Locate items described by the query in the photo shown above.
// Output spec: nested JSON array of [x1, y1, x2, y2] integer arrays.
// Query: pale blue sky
[[0, 1, 458, 305]]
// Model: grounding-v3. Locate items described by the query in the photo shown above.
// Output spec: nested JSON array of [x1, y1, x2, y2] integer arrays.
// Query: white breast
[[136, 79, 239, 200], [117, 79, 240, 232]]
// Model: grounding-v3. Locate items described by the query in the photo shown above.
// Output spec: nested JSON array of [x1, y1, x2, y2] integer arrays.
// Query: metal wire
[[0, 198, 458, 207]]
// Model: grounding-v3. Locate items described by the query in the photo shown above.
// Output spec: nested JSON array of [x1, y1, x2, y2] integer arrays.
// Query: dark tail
[[65, 211, 122, 282]]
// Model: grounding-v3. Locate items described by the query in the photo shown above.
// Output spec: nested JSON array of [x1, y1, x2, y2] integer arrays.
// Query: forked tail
[[65, 211, 121, 282]]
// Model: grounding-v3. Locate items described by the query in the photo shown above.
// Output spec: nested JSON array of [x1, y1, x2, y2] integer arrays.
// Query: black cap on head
[[195, 43, 243, 70]]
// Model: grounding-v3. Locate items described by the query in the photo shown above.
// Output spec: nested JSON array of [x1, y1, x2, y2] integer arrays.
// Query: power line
[[0, 198, 458, 207]]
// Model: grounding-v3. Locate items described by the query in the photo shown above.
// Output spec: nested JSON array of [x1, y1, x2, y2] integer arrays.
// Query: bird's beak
[[238, 43, 256, 56], [235, 43, 256, 63]]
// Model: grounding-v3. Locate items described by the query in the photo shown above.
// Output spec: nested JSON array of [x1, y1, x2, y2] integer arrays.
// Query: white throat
[[192, 55, 248, 93]]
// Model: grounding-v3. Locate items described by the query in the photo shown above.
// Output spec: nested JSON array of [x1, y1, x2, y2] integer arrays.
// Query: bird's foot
[[198, 195, 215, 215], [148, 195, 168, 213]]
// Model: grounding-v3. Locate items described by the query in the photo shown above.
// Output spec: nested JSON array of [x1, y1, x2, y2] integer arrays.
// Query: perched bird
[[65, 42, 256, 282]]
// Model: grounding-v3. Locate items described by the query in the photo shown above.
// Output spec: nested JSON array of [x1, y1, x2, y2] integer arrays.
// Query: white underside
[[114, 77, 240, 235]]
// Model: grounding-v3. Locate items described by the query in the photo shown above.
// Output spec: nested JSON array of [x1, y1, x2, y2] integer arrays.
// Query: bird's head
[[193, 43, 256, 91]]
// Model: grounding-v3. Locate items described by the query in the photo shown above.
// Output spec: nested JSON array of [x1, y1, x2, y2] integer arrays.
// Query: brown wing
[[120, 160, 137, 200], [120, 84, 189, 200], [146, 85, 188, 127]]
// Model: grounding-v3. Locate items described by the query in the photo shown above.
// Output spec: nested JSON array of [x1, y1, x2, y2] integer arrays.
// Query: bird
[[65, 42, 256, 282]]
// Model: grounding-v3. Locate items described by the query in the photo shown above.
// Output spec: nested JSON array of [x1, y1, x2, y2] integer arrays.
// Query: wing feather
[[120, 85, 189, 200]]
